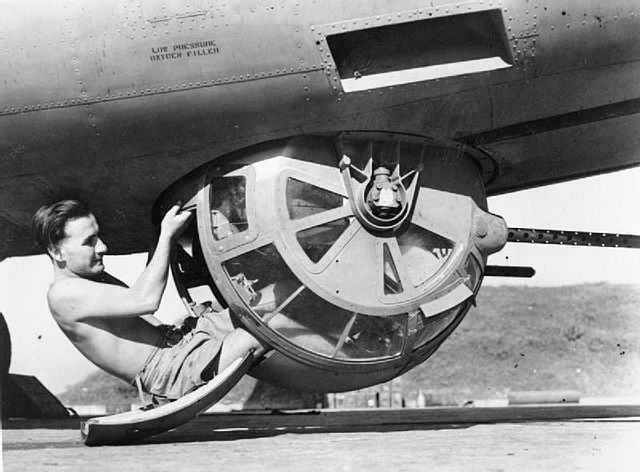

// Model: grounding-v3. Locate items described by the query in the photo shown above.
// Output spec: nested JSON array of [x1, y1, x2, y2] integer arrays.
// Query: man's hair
[[32, 200, 92, 253]]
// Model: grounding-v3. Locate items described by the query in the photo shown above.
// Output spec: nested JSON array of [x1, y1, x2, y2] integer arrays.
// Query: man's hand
[[160, 204, 193, 241]]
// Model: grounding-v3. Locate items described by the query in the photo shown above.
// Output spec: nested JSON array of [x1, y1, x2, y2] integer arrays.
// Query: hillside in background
[[397, 283, 640, 405], [58, 283, 640, 407]]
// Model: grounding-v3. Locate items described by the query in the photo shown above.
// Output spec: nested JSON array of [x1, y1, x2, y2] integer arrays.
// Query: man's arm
[[48, 205, 192, 321]]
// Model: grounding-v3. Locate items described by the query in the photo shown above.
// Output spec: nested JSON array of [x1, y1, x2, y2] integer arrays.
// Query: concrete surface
[[3, 408, 640, 471]]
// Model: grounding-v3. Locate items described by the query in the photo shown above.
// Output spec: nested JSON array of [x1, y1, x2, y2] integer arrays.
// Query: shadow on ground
[[138, 421, 474, 445]]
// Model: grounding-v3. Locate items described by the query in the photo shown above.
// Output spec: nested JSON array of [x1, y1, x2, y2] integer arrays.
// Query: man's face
[[51, 214, 108, 277]]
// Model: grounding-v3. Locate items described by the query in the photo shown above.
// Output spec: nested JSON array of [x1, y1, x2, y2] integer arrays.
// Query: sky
[[1, 167, 639, 394]]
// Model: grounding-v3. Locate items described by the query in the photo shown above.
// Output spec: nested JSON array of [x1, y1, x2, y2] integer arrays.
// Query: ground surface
[[4, 408, 640, 472]]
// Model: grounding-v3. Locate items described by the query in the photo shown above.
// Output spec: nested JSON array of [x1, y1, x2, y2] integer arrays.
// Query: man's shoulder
[[47, 277, 102, 316], [49, 275, 99, 293], [49, 272, 122, 294]]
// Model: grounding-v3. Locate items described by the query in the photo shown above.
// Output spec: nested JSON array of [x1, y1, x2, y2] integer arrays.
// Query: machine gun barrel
[[507, 228, 640, 249]]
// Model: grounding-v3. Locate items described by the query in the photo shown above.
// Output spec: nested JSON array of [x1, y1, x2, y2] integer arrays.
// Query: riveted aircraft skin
[[1, 0, 639, 258]]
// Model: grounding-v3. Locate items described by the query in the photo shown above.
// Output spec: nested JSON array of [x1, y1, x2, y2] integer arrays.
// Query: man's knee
[[228, 327, 261, 350]]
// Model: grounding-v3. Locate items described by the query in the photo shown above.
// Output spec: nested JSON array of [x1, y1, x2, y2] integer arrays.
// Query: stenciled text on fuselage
[[149, 40, 220, 62]]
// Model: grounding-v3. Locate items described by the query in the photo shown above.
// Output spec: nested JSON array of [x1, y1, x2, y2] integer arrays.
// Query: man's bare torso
[[48, 275, 164, 383]]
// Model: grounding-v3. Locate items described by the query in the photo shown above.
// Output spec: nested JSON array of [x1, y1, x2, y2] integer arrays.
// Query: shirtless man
[[33, 199, 263, 402]]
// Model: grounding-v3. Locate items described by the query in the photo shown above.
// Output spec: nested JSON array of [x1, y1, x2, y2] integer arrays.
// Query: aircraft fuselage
[[1, 0, 638, 257]]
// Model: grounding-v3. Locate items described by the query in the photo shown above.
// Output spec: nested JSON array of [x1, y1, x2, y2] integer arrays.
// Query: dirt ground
[[4, 409, 640, 472]]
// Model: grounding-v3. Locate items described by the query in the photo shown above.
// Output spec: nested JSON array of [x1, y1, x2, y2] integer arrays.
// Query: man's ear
[[48, 244, 64, 263]]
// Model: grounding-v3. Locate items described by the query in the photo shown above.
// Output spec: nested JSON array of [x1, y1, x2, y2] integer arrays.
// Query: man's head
[[32, 200, 108, 277]]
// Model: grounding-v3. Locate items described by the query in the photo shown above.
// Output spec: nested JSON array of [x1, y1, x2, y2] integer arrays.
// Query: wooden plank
[[6, 403, 640, 433], [175, 404, 640, 432]]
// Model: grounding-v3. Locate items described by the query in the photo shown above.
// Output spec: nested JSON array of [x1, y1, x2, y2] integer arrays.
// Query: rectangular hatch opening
[[326, 9, 513, 92]]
